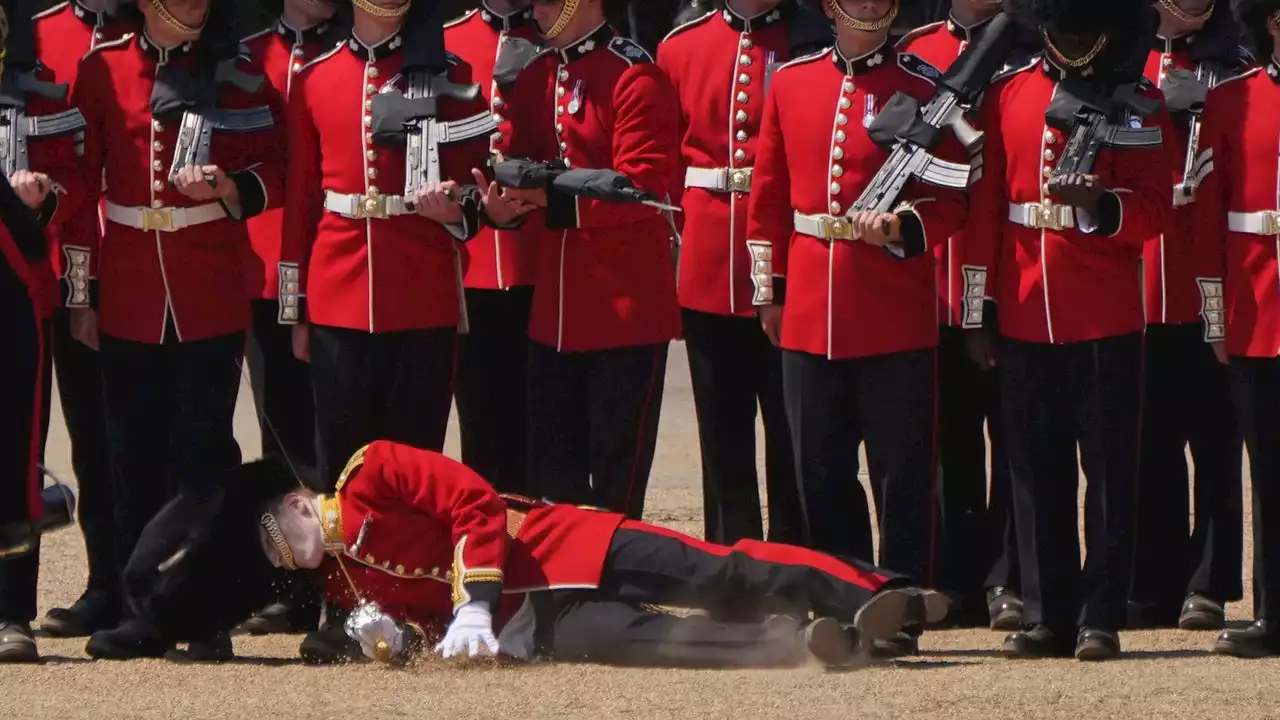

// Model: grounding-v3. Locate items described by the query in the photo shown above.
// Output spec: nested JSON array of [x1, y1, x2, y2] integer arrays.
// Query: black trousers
[[0, 269, 51, 624], [936, 326, 1019, 608], [455, 287, 533, 494], [527, 341, 669, 519], [682, 309, 802, 545], [1132, 323, 1243, 620], [99, 329, 244, 589], [1227, 356, 1280, 621], [246, 299, 317, 476], [1000, 333, 1142, 634], [309, 324, 455, 490], [541, 523, 900, 667], [781, 347, 937, 583]]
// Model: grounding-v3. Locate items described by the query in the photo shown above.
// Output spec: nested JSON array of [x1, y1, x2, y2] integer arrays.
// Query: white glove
[[344, 601, 404, 663], [434, 602, 499, 659]]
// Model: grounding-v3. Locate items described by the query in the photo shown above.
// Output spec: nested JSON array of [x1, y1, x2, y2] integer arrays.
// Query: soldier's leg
[[585, 342, 669, 519], [455, 287, 533, 494], [1229, 358, 1280, 625], [1129, 324, 1191, 626], [168, 332, 246, 494], [1074, 333, 1143, 638], [1185, 329, 1244, 610], [983, 365, 1022, 626], [246, 299, 317, 470], [310, 324, 383, 490], [857, 347, 939, 586], [682, 309, 765, 544], [781, 349, 868, 560], [527, 341, 592, 506], [752, 319, 803, 546], [381, 327, 456, 453]]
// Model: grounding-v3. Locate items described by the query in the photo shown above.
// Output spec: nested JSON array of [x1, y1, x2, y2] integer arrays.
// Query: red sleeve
[[365, 442, 509, 612], [66, 55, 105, 309], [26, 76, 87, 230], [654, 43, 688, 234], [895, 131, 969, 254], [1189, 86, 1228, 343], [744, 79, 790, 306], [957, 85, 1006, 305], [218, 60, 287, 221], [277, 69, 322, 325], [1084, 102, 1175, 250]]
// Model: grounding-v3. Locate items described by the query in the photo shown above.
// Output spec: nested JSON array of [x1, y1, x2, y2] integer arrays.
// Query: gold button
[[366, 150, 377, 161], [1044, 131, 1056, 144], [740, 37, 753, 49], [367, 66, 379, 78], [560, 142, 568, 151], [558, 69, 569, 81], [152, 119, 163, 131], [431, 566, 440, 576], [413, 568, 424, 576], [831, 165, 843, 177], [292, 63, 302, 72], [1044, 149, 1055, 161], [366, 84, 376, 94], [736, 110, 747, 123], [734, 149, 746, 162], [557, 86, 566, 97], [153, 141, 164, 152], [736, 130, 748, 142], [381, 560, 389, 568], [835, 130, 846, 143], [843, 81, 855, 93], [293, 47, 304, 57], [493, 97, 504, 109], [739, 55, 752, 66], [151, 199, 163, 209], [365, 554, 375, 564], [1042, 183, 1051, 194], [152, 179, 163, 191], [367, 168, 377, 178], [395, 564, 405, 574], [557, 106, 565, 115], [365, 100, 373, 110], [493, 113, 504, 123], [365, 133, 374, 144], [830, 201, 841, 213], [492, 132, 504, 142], [364, 115, 372, 127], [833, 147, 844, 160], [368, 185, 379, 195], [1042, 166, 1052, 177], [737, 91, 748, 103], [840, 97, 852, 109], [152, 160, 163, 171], [556, 123, 564, 133], [94, 31, 103, 40], [738, 73, 750, 84], [830, 181, 841, 194], [836, 113, 848, 126]]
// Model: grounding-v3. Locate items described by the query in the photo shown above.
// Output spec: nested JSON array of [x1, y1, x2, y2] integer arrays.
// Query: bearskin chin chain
[[352, 0, 412, 19], [824, 0, 898, 32], [1159, 0, 1215, 24], [1042, 30, 1108, 69], [147, 0, 205, 36], [544, 0, 582, 40]]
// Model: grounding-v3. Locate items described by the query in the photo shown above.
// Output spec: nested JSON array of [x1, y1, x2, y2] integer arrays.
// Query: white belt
[[1228, 211, 1280, 235], [324, 190, 411, 220], [105, 201, 226, 232], [793, 212, 856, 241], [1007, 202, 1075, 231], [684, 166, 753, 193]]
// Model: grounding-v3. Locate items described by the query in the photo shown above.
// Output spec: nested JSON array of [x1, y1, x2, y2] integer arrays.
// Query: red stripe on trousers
[[619, 519, 889, 591], [25, 318, 46, 520], [622, 345, 663, 511]]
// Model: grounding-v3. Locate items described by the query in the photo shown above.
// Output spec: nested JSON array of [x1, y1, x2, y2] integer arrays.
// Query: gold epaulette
[[334, 444, 368, 492]]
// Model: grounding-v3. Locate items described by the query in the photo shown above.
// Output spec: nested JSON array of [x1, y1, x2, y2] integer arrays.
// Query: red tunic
[[503, 24, 683, 352], [279, 32, 490, 333], [33, 1, 127, 307], [1191, 63, 1280, 357], [445, 4, 541, 291], [240, 19, 343, 301], [73, 34, 286, 343], [317, 440, 625, 632], [962, 59, 1174, 344], [657, 5, 797, 317], [745, 44, 968, 359]]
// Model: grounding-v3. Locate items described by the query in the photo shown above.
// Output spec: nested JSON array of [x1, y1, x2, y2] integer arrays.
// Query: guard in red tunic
[[1128, 0, 1246, 632], [277, 0, 502, 492], [1196, 0, 1280, 659], [655, 1, 804, 548], [895, 0, 1036, 631], [499, 0, 683, 519], [444, 1, 540, 495], [962, 0, 1174, 659], [746, 0, 967, 638], [72, 0, 285, 654], [106, 440, 952, 667]]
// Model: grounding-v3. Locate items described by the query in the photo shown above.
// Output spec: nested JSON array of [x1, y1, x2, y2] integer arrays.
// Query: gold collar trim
[[319, 494, 345, 550]]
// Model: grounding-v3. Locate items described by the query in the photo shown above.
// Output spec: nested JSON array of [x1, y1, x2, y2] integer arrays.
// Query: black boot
[[986, 587, 1023, 631], [1001, 624, 1074, 659], [1074, 627, 1121, 661], [86, 619, 170, 660], [299, 625, 365, 665], [0, 621, 38, 663], [1214, 620, 1280, 658], [1178, 594, 1226, 631], [41, 589, 121, 638]]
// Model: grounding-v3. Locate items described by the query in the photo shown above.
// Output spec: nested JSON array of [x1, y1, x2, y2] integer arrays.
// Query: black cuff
[[226, 170, 268, 221], [463, 581, 502, 611], [885, 211, 927, 260], [765, 276, 787, 306], [545, 185, 578, 230], [456, 185, 482, 241], [36, 192, 59, 227], [1088, 191, 1122, 237], [982, 298, 998, 333], [482, 206, 527, 231]]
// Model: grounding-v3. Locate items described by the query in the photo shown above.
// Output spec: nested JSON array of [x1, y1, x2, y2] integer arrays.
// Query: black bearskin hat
[[347, 0, 448, 70], [109, 0, 243, 63], [1233, 0, 1280, 60], [121, 457, 304, 643], [1188, 0, 1249, 64]]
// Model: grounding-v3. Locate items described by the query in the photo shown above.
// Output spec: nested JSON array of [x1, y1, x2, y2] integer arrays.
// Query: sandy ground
[[8, 343, 1279, 720]]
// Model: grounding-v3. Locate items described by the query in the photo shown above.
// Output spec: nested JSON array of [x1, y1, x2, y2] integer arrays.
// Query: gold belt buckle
[[1029, 203, 1063, 232], [356, 193, 388, 220], [1263, 211, 1280, 235], [140, 207, 175, 232], [821, 215, 853, 241], [726, 168, 752, 193]]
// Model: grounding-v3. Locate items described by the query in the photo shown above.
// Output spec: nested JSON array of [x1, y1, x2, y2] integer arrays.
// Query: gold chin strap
[[353, 0, 412, 19], [0, 5, 8, 75], [544, 0, 582, 40], [260, 512, 299, 571], [147, 0, 206, 36], [1042, 30, 1108, 69], [825, 0, 898, 32], [1159, 0, 1215, 24]]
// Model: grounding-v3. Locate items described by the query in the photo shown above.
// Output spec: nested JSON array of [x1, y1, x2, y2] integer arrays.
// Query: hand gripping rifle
[[396, 70, 497, 205], [852, 12, 1021, 230], [166, 60, 276, 184], [1044, 78, 1163, 179]]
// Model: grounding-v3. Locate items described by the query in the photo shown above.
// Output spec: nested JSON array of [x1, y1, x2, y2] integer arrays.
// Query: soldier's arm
[[277, 72, 322, 326], [1078, 99, 1175, 245], [744, 80, 791, 307], [1189, 86, 1229, 344], [64, 56, 105, 310], [544, 63, 682, 230], [956, 84, 1006, 315], [653, 39, 688, 234], [892, 131, 970, 260], [25, 81, 89, 228], [216, 72, 287, 222]]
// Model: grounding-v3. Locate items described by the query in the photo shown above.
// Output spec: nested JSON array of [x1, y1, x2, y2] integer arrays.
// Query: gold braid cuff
[[353, 0, 411, 19], [1159, 0, 1215, 24], [260, 512, 298, 571], [825, 0, 898, 32], [147, 0, 205, 36], [1042, 31, 1108, 69], [544, 0, 582, 40]]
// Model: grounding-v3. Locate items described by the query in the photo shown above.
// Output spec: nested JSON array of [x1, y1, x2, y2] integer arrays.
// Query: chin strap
[[824, 0, 897, 32]]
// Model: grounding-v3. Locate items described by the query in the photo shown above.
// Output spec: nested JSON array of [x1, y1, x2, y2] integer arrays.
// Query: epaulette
[[989, 55, 1039, 84], [240, 27, 273, 45], [661, 10, 715, 44], [609, 36, 653, 66], [894, 20, 945, 49], [85, 33, 134, 57], [33, 1, 68, 20], [297, 39, 345, 74], [777, 48, 828, 72], [444, 8, 477, 28], [1211, 65, 1262, 91], [897, 52, 943, 83]]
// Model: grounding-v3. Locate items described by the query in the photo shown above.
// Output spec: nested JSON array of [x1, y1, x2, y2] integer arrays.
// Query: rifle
[[1165, 66, 1218, 206], [851, 13, 1021, 226], [494, 158, 681, 212], [167, 60, 275, 183], [397, 70, 497, 205], [1045, 78, 1163, 178]]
